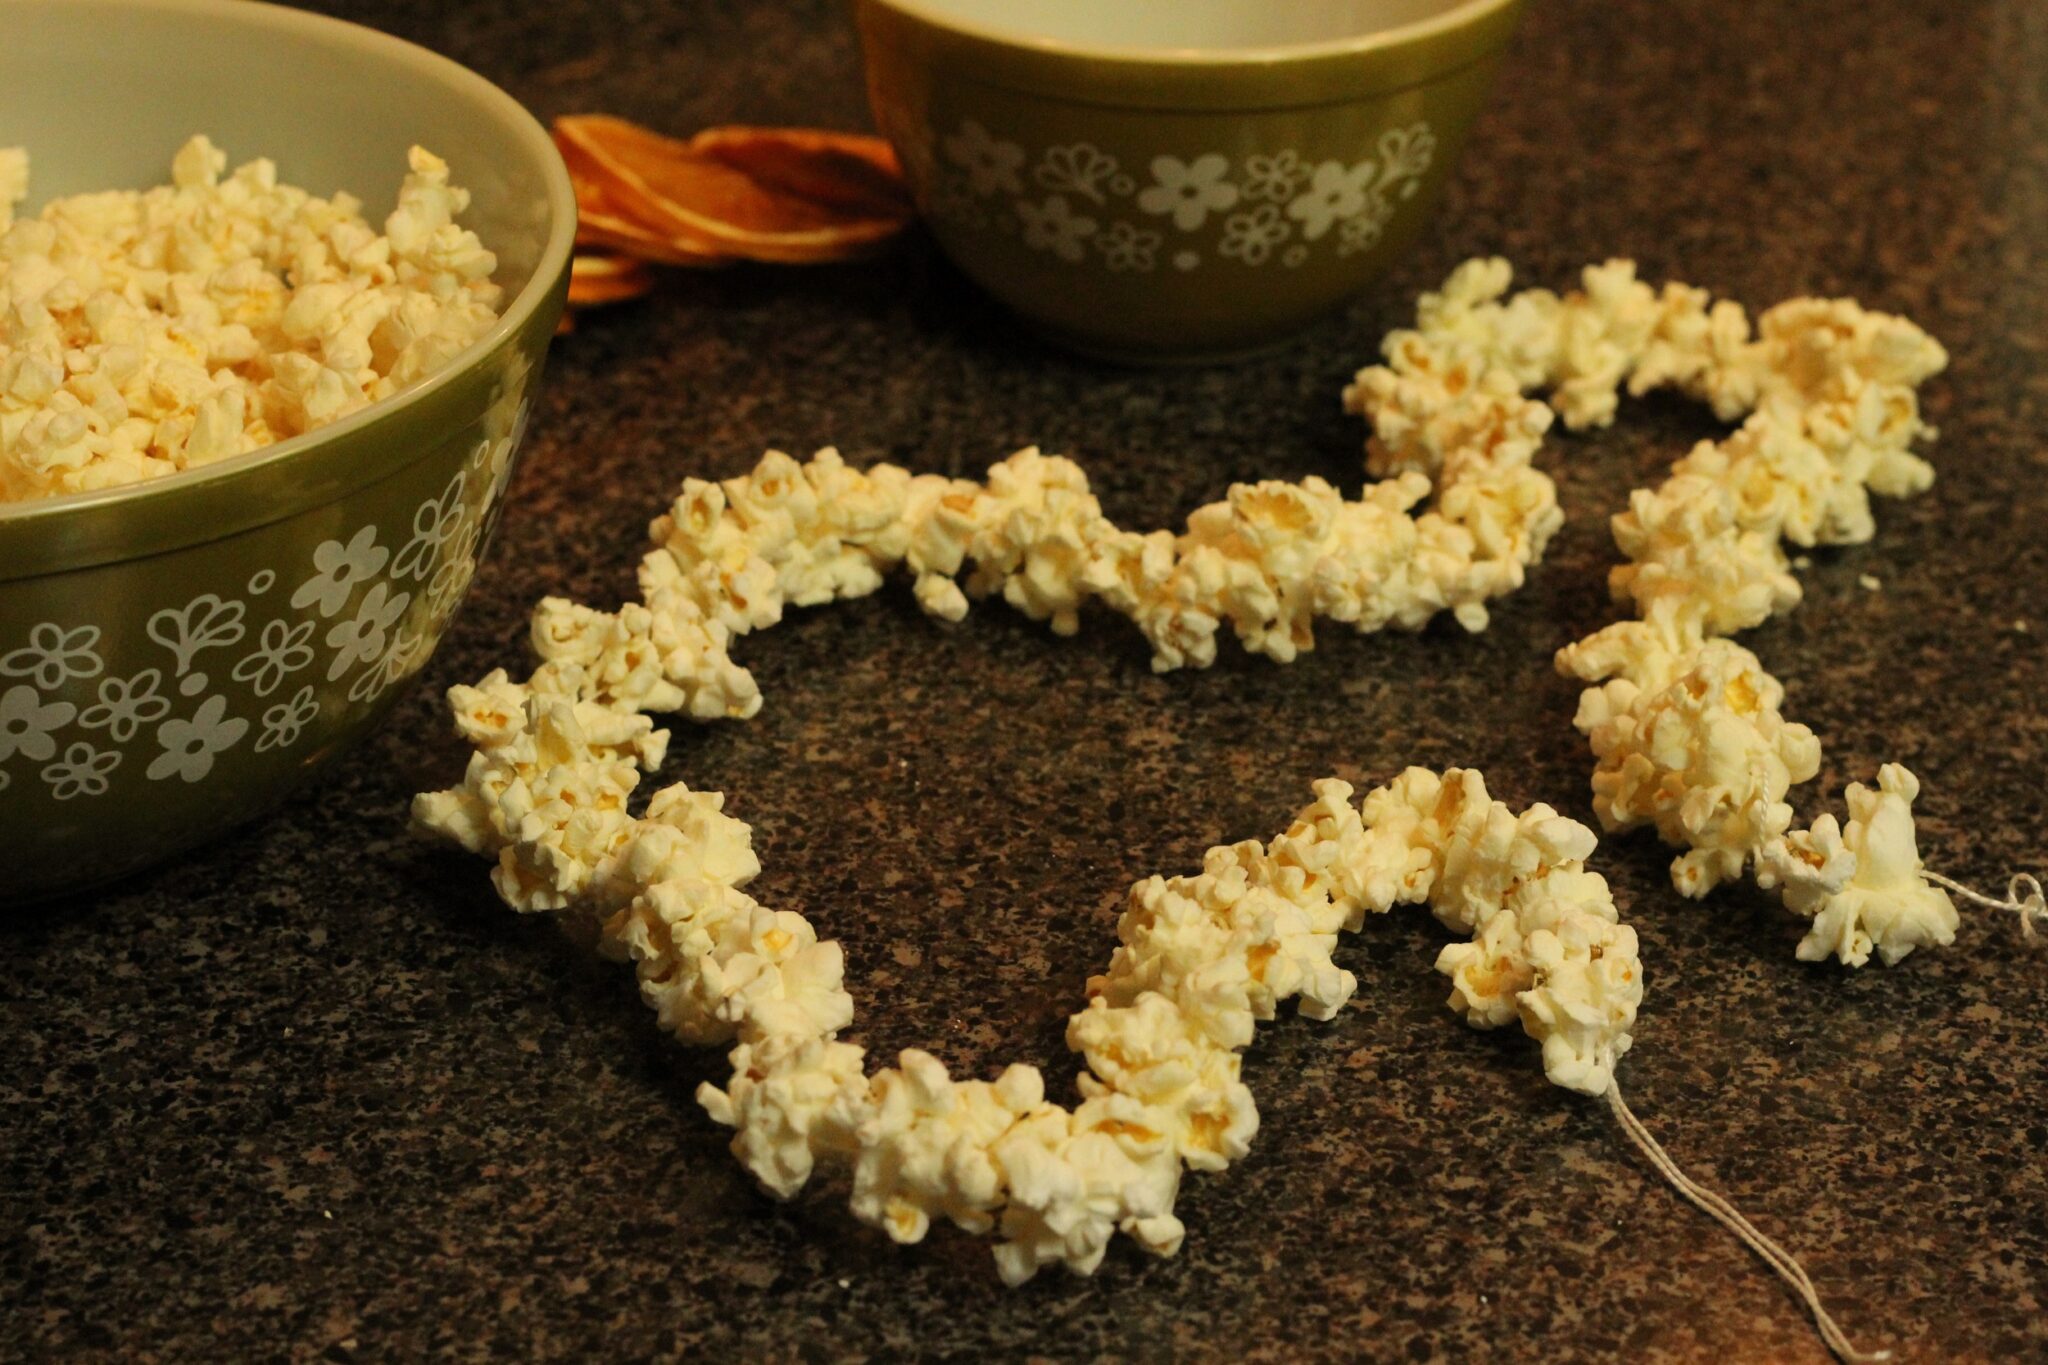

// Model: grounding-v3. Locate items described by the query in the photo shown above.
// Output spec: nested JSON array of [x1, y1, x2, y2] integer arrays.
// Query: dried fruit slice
[[567, 252, 657, 307], [687, 126, 911, 220], [555, 114, 910, 264], [578, 207, 727, 267], [561, 132, 729, 263]]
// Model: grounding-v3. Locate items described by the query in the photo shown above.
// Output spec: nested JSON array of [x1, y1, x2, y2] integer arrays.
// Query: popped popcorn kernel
[[1759, 764, 1959, 967]]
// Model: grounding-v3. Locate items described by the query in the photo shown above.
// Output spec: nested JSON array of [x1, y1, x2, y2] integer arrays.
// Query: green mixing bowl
[[0, 0, 576, 902], [856, 0, 1522, 361]]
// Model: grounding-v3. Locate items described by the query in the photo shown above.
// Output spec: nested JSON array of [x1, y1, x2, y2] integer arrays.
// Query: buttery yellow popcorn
[[1609, 471, 1804, 638], [0, 136, 500, 502], [1507, 891, 1641, 1093], [987, 1096, 1185, 1286], [1349, 256, 1948, 960], [1067, 994, 1258, 1174], [1574, 640, 1820, 897], [696, 1033, 871, 1199], [848, 1050, 1047, 1243], [1344, 766, 1641, 1095], [408, 253, 1972, 1310], [527, 425, 1575, 701]]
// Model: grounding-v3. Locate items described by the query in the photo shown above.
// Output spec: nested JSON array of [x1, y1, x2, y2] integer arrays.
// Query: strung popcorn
[[436, 435, 1574, 733], [417, 683, 1644, 1279], [609, 424, 1566, 706], [389, 263, 1608, 739], [1571, 640, 1821, 896], [1349, 258, 1960, 968], [406, 258, 1962, 1361]]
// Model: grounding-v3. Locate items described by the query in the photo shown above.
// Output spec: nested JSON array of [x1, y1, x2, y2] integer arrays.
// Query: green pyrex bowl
[[856, 0, 1523, 361], [0, 0, 576, 902]]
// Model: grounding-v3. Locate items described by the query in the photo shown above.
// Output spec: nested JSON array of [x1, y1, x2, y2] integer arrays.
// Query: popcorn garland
[[395, 258, 2002, 1360], [494, 395, 1565, 724], [1345, 258, 1964, 968], [418, 728, 1641, 1281], [409, 272, 1655, 1286]]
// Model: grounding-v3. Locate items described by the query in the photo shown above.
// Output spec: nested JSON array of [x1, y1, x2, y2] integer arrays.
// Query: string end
[[1923, 868, 2047, 946], [1606, 1081, 1894, 1365]]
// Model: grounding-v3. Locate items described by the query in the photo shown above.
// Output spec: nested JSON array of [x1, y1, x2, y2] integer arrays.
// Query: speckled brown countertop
[[7, 0, 2047, 1360]]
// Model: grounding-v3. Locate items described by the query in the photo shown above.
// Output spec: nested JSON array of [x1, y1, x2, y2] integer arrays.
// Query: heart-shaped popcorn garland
[[415, 260, 2047, 1363]]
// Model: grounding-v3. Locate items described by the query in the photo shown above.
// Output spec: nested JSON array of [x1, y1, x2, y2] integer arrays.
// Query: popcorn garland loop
[[406, 257, 1998, 1361], [1346, 257, 1962, 968], [420, 741, 1641, 1282]]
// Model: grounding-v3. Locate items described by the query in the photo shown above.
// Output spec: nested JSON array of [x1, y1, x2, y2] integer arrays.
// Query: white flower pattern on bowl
[[79, 668, 172, 742], [1034, 143, 1119, 204], [1094, 221, 1162, 273], [942, 120, 1026, 196], [292, 524, 390, 617], [393, 469, 469, 582], [324, 582, 411, 682], [0, 683, 73, 764], [1287, 160, 1380, 240], [1218, 204, 1289, 265], [349, 623, 426, 704], [933, 120, 1436, 274], [425, 519, 484, 621], [232, 619, 317, 698], [146, 694, 249, 784], [42, 741, 120, 801], [146, 594, 247, 676], [1375, 123, 1438, 187], [1015, 195, 1097, 262], [0, 423, 505, 805], [1339, 199, 1394, 257], [256, 685, 320, 753], [1242, 150, 1312, 205], [1136, 154, 1240, 231], [1, 623, 103, 690]]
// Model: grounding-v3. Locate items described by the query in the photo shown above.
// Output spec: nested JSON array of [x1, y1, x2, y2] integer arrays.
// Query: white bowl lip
[[859, 0, 1516, 65], [0, 0, 578, 531]]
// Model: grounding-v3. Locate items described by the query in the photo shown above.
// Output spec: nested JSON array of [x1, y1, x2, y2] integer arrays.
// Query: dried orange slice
[[567, 252, 656, 307], [687, 126, 911, 221], [555, 115, 910, 264], [578, 208, 726, 267], [561, 133, 729, 263]]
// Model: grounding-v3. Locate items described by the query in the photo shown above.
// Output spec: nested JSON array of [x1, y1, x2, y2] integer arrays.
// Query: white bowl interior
[[1, 0, 554, 299], [883, 0, 1472, 52]]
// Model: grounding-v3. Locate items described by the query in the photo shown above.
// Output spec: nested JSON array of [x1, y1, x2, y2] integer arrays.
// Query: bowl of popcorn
[[856, 0, 1523, 361], [0, 0, 576, 902]]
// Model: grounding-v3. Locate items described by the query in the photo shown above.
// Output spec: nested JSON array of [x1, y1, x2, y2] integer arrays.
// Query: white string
[[1606, 1082, 1893, 1364], [1922, 868, 2046, 945]]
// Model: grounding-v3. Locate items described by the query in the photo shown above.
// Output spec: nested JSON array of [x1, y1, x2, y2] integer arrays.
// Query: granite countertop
[[7, 0, 2047, 1360]]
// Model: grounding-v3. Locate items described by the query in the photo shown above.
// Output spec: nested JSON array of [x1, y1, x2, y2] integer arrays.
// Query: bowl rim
[[860, 0, 1514, 65], [0, 0, 578, 547], [854, 0, 1522, 109]]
